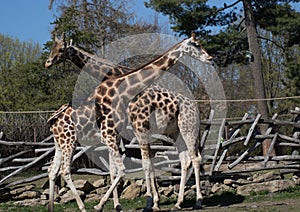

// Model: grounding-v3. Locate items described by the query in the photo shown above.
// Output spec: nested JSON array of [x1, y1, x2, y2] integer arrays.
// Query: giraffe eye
[[59, 48, 65, 53]]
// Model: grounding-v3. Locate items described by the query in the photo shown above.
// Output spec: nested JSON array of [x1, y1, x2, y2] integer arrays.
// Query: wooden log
[[0, 149, 32, 166], [0, 140, 54, 146], [3, 173, 48, 188], [75, 168, 109, 175], [245, 155, 300, 161], [263, 133, 278, 166], [228, 140, 261, 169], [278, 134, 300, 143], [125, 144, 176, 151], [215, 113, 250, 171], [278, 142, 300, 147], [244, 114, 261, 146], [151, 134, 174, 145], [223, 164, 300, 174], [200, 109, 215, 148], [72, 146, 92, 162], [40, 135, 54, 143], [210, 118, 226, 175], [0, 147, 54, 185], [0, 166, 22, 172], [12, 157, 36, 163]]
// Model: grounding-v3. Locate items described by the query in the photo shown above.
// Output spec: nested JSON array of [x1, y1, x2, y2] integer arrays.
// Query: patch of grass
[[245, 185, 300, 203]]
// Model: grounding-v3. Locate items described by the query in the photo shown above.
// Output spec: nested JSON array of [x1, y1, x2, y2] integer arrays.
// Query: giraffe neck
[[65, 46, 129, 80], [112, 42, 184, 108]]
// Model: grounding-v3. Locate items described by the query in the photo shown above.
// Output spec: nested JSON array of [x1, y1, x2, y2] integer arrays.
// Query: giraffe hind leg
[[48, 141, 62, 212], [60, 142, 87, 212]]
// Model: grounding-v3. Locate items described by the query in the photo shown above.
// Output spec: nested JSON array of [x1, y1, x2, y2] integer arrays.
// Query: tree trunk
[[242, 0, 275, 156]]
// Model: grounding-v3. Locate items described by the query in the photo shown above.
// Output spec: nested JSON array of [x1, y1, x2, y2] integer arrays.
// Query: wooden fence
[[0, 109, 300, 189]]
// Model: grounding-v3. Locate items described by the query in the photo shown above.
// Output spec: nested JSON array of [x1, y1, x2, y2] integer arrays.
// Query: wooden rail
[[0, 109, 300, 188]]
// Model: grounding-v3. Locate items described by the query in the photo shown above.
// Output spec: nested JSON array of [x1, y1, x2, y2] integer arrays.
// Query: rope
[[0, 96, 300, 114], [193, 95, 300, 103]]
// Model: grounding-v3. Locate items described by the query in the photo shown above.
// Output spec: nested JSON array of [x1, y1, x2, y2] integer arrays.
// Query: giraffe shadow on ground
[[202, 191, 245, 207]]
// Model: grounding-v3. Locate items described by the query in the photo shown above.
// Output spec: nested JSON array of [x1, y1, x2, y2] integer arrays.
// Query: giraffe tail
[[47, 103, 70, 125]]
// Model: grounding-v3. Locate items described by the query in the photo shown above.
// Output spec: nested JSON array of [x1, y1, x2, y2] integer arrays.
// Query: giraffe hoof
[[115, 205, 123, 212], [152, 206, 160, 211], [94, 204, 103, 212], [172, 204, 181, 211], [193, 200, 202, 210], [142, 208, 153, 212]]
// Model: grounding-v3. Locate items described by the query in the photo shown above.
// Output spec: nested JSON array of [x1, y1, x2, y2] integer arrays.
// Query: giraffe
[[45, 34, 212, 211], [88, 35, 212, 211]]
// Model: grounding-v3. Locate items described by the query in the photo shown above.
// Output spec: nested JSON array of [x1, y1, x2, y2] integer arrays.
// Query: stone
[[14, 191, 40, 200], [253, 171, 281, 183], [85, 193, 101, 202], [135, 179, 144, 186], [237, 179, 296, 196], [211, 183, 234, 194], [73, 179, 94, 193], [13, 198, 47, 207], [224, 179, 235, 185], [94, 186, 109, 196], [236, 178, 252, 185], [93, 178, 107, 188], [159, 185, 173, 197], [60, 190, 85, 204], [121, 183, 141, 199], [10, 184, 35, 195]]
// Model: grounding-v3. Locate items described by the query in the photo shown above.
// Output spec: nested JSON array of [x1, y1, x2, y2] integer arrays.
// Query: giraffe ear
[[191, 31, 197, 41]]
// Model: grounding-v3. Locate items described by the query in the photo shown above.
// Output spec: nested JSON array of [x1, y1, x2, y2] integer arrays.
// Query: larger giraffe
[[45, 34, 212, 211], [89, 35, 211, 211]]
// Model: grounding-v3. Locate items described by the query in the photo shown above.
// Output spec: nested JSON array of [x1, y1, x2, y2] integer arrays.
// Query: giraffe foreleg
[[140, 142, 160, 211], [94, 144, 125, 212], [48, 141, 62, 212], [109, 152, 123, 212]]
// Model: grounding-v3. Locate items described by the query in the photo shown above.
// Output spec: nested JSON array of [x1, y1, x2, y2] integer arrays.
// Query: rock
[[184, 189, 196, 200], [236, 178, 252, 185], [121, 183, 141, 199], [224, 179, 235, 185], [85, 193, 101, 202], [60, 190, 85, 204], [10, 184, 35, 195], [159, 185, 173, 197], [253, 171, 281, 183], [237, 179, 296, 196], [93, 178, 107, 188], [14, 191, 40, 200], [94, 186, 109, 196], [211, 183, 234, 194], [135, 179, 144, 186], [73, 179, 94, 193], [13, 198, 47, 206]]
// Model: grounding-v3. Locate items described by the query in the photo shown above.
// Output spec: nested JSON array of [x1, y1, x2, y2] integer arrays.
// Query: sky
[[0, 0, 169, 46], [0, 0, 249, 46], [1, 0, 299, 46]]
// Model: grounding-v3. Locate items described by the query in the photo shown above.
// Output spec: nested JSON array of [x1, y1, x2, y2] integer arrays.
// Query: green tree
[[146, 0, 300, 155]]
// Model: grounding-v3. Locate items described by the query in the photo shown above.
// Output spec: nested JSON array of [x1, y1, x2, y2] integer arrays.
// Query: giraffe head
[[45, 33, 72, 68], [176, 32, 213, 64]]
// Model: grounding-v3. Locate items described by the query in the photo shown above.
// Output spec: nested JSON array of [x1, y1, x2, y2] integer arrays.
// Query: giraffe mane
[[111, 39, 187, 79]]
